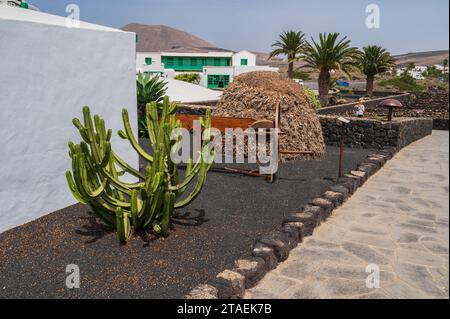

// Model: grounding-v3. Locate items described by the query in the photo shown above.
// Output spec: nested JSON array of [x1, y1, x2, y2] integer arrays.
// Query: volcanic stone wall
[[319, 116, 433, 150]]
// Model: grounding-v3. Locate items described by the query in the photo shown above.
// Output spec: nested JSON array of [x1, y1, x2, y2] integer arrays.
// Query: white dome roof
[[164, 78, 222, 104]]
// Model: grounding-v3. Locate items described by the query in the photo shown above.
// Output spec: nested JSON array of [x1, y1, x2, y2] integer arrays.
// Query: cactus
[[66, 97, 214, 243]]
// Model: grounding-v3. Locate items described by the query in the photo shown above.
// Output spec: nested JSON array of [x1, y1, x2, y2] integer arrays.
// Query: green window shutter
[[145, 57, 152, 65], [207, 75, 230, 89], [163, 57, 174, 67], [241, 59, 248, 66]]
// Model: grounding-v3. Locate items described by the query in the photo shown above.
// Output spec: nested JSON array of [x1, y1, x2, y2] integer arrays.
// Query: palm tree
[[357, 45, 396, 96], [303, 33, 359, 106], [269, 31, 306, 79]]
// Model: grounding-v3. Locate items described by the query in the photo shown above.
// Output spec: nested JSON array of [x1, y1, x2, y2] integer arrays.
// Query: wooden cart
[[175, 103, 312, 183]]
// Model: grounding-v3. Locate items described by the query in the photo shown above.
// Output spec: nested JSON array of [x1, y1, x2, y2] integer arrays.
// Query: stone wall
[[177, 104, 211, 115], [317, 93, 412, 115], [413, 87, 449, 111], [433, 118, 450, 131], [319, 116, 433, 150]]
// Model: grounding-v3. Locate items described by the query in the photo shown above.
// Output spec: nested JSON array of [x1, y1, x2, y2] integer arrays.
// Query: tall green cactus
[[66, 97, 214, 243]]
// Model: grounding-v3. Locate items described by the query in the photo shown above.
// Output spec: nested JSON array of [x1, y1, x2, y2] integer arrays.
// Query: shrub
[[66, 97, 214, 243], [378, 75, 426, 92], [304, 87, 321, 110], [174, 73, 201, 84], [136, 73, 167, 112]]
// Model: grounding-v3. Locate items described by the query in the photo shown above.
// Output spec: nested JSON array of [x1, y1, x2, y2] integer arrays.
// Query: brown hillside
[[122, 23, 215, 52], [394, 50, 449, 67]]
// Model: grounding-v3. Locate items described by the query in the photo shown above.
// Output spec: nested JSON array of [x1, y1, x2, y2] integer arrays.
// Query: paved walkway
[[246, 131, 449, 299]]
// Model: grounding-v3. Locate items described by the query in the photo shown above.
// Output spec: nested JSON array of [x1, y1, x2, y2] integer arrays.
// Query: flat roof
[[0, 5, 123, 32], [161, 52, 234, 58]]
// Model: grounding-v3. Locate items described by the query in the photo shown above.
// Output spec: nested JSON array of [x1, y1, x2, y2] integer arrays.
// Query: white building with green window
[[136, 50, 278, 90]]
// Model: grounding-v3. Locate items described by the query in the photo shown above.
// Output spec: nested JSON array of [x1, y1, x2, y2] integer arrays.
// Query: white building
[[434, 64, 449, 74], [0, 6, 137, 232], [136, 50, 279, 89], [396, 66, 427, 80]]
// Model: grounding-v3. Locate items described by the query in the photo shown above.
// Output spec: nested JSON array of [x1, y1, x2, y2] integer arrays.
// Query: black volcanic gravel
[[0, 146, 374, 299]]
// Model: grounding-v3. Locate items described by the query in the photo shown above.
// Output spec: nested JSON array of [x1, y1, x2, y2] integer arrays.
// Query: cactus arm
[[119, 109, 154, 162], [174, 161, 208, 209], [144, 189, 163, 228], [71, 154, 95, 201], [116, 207, 131, 244], [99, 142, 112, 168], [90, 202, 116, 227], [82, 107, 103, 164], [174, 147, 214, 209], [156, 192, 175, 234], [82, 177, 108, 199], [112, 151, 145, 180], [145, 102, 158, 145], [142, 172, 164, 227], [130, 189, 141, 229], [65, 171, 89, 204], [99, 168, 144, 194], [100, 191, 131, 208], [72, 118, 90, 143]]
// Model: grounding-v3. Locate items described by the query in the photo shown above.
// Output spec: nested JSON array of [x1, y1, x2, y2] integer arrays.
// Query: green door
[[207, 75, 230, 89]]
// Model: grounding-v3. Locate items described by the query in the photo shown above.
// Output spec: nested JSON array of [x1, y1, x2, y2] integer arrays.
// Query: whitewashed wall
[[0, 8, 138, 233], [232, 50, 257, 67], [136, 52, 163, 73], [201, 67, 235, 87]]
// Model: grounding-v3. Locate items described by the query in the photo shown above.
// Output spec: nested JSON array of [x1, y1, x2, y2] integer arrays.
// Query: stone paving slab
[[246, 131, 449, 299]]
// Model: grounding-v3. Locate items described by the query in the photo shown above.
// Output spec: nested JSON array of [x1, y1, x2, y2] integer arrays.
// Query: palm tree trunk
[[318, 70, 330, 106], [288, 62, 294, 79], [366, 75, 375, 96]]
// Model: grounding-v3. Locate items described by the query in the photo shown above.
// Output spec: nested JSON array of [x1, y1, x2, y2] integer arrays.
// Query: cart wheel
[[266, 174, 277, 184]]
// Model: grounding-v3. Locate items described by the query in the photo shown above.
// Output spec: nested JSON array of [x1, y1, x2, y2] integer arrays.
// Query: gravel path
[[0, 146, 373, 299], [246, 131, 449, 299]]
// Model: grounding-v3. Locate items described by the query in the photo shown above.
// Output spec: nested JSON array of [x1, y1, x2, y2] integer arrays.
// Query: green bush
[[136, 73, 167, 112], [174, 73, 201, 84], [304, 87, 321, 110], [378, 75, 425, 92]]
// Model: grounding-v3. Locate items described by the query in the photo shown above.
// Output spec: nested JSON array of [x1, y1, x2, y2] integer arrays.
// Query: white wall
[[232, 50, 256, 66], [136, 52, 163, 73], [201, 67, 234, 87], [0, 8, 138, 233]]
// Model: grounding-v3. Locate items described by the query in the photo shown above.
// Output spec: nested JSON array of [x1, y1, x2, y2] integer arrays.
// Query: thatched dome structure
[[213, 71, 326, 161]]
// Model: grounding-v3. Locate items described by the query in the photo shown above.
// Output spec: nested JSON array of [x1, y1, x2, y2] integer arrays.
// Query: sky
[[30, 0, 449, 55]]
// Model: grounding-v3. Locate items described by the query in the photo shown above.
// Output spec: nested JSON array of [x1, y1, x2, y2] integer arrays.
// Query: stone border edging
[[184, 146, 399, 299]]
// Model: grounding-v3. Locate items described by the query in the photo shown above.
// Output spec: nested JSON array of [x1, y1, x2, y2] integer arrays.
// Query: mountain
[[121, 23, 282, 66], [122, 24, 216, 52], [393, 50, 449, 67]]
